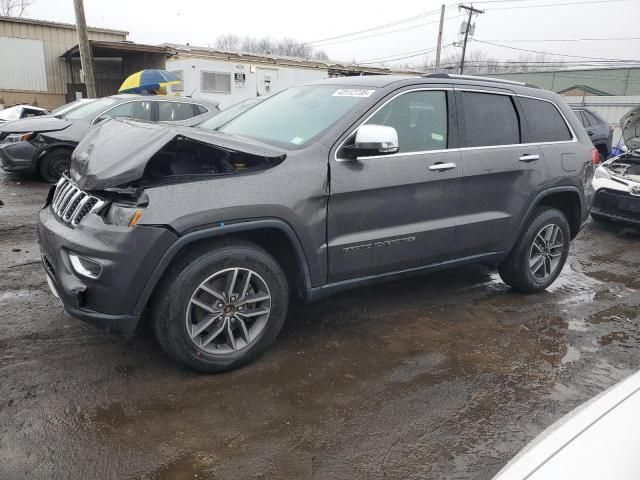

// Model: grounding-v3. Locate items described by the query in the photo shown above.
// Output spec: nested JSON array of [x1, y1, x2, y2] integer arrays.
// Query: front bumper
[[38, 205, 178, 335], [592, 188, 640, 224], [0, 141, 36, 172]]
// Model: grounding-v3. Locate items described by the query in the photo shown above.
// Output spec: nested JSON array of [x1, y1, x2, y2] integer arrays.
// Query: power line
[[305, 6, 454, 45], [359, 45, 447, 65], [476, 37, 640, 43], [310, 14, 464, 48], [488, 0, 627, 10], [473, 39, 640, 62]]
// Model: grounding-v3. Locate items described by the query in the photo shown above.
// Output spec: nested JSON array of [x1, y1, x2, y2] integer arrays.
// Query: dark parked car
[[571, 106, 613, 160], [592, 105, 640, 225], [38, 74, 596, 372], [0, 95, 219, 181]]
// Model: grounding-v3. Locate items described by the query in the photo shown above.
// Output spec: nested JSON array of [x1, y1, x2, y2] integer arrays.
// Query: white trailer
[[166, 49, 330, 109]]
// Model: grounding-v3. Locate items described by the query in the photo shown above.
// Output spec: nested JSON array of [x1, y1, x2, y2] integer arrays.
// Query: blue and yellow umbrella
[[118, 69, 182, 94]]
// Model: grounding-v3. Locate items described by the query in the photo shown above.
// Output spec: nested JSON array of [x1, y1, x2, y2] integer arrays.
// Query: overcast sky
[[25, 0, 640, 67]]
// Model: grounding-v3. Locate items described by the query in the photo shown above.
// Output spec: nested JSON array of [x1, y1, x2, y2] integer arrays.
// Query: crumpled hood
[[0, 115, 71, 134], [70, 118, 287, 190], [621, 105, 640, 151]]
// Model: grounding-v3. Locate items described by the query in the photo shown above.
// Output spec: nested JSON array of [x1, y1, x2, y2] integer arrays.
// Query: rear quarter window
[[520, 97, 572, 143], [461, 92, 520, 147]]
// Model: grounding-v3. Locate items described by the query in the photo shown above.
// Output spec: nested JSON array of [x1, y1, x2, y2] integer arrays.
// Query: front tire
[[499, 208, 570, 293], [38, 149, 71, 183], [152, 241, 289, 373]]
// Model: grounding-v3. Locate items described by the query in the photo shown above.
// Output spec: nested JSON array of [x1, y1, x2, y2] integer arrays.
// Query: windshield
[[198, 98, 262, 131], [0, 106, 22, 122], [51, 99, 92, 117], [63, 97, 118, 120], [218, 85, 375, 148]]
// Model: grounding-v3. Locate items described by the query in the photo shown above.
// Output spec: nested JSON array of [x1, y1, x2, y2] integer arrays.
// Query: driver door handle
[[429, 162, 457, 172], [519, 154, 540, 162]]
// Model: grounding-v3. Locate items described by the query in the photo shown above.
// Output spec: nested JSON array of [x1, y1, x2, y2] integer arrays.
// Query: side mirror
[[342, 124, 399, 159]]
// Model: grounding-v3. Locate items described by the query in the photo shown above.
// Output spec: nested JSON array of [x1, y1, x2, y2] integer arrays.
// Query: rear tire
[[151, 240, 289, 373], [499, 208, 570, 293], [38, 149, 71, 183]]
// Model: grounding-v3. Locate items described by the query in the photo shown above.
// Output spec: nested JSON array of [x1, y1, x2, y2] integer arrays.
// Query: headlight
[[1, 132, 34, 144], [105, 203, 144, 227], [594, 165, 611, 180]]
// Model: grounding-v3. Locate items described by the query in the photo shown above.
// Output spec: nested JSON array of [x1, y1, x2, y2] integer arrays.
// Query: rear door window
[[98, 101, 152, 122], [365, 90, 448, 153], [520, 97, 572, 143], [157, 102, 198, 121], [461, 92, 520, 147]]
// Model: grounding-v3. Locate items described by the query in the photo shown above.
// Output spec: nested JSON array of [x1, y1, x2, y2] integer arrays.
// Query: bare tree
[[0, 0, 33, 17], [214, 33, 327, 61], [215, 33, 241, 52]]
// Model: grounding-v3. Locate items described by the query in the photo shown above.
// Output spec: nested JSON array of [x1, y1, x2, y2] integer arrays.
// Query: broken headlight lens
[[2, 132, 34, 144], [105, 203, 144, 227], [594, 165, 611, 180]]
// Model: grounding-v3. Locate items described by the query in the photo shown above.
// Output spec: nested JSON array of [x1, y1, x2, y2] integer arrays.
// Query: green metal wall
[[485, 68, 640, 96]]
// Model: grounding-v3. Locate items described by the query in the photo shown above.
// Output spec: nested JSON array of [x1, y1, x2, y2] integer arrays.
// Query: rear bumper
[[0, 141, 36, 172], [37, 204, 178, 335]]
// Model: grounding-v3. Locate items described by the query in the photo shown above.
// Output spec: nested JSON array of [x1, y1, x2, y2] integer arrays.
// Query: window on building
[[171, 70, 184, 92], [462, 92, 520, 147], [157, 102, 197, 121], [365, 90, 448, 153], [201, 71, 232, 94], [520, 97, 572, 143]]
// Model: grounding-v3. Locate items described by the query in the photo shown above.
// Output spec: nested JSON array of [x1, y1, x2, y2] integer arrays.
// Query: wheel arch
[[133, 219, 313, 317], [34, 142, 76, 171], [509, 187, 583, 251]]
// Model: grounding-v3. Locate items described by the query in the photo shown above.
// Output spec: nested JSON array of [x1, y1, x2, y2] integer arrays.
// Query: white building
[[165, 44, 416, 109]]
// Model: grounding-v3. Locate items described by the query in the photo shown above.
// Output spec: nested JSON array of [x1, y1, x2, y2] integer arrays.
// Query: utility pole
[[435, 4, 446, 72], [459, 4, 484, 74], [73, 0, 97, 98]]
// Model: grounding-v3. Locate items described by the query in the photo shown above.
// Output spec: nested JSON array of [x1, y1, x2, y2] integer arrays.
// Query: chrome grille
[[51, 177, 104, 227]]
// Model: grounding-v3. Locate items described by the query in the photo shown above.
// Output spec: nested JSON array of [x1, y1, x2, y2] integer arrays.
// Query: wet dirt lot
[[1, 170, 639, 480]]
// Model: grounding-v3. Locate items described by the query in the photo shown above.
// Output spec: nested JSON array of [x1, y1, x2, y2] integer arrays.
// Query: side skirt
[[304, 251, 506, 302]]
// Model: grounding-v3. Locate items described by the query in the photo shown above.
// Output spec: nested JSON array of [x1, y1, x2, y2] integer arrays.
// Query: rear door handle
[[519, 154, 540, 162], [429, 162, 457, 172]]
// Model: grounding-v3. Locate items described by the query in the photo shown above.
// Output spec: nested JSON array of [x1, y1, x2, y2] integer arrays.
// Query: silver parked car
[[0, 95, 220, 181]]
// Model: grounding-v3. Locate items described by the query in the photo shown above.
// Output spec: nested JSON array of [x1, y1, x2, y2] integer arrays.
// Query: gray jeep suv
[[37, 74, 596, 372]]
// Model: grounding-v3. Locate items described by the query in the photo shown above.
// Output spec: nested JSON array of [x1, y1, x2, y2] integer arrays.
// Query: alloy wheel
[[529, 224, 564, 280], [185, 267, 271, 355]]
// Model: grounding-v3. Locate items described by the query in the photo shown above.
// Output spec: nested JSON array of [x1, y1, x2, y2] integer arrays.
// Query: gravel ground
[[1, 170, 639, 480]]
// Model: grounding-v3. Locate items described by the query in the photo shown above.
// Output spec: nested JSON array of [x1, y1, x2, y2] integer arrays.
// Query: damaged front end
[[592, 106, 640, 223], [70, 118, 287, 191], [63, 118, 287, 227]]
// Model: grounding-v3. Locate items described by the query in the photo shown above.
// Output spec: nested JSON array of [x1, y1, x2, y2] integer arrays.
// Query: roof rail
[[422, 73, 540, 89]]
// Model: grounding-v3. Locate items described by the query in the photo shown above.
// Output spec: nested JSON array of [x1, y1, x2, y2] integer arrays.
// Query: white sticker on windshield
[[291, 136, 305, 145], [332, 89, 375, 98]]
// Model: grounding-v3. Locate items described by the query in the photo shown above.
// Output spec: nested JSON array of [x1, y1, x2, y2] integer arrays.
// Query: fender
[[507, 186, 583, 251], [33, 141, 77, 168], [132, 218, 313, 316]]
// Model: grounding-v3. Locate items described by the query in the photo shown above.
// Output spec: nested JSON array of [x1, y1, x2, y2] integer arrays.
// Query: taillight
[[590, 148, 600, 165]]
